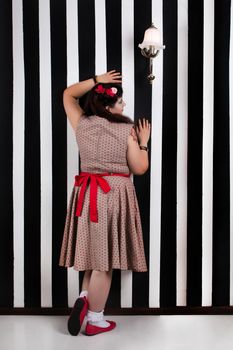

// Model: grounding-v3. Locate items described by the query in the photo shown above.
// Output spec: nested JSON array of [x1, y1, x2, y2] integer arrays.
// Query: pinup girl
[[59, 70, 151, 336]]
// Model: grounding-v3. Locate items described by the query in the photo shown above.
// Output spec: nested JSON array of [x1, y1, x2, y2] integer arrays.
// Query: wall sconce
[[139, 23, 165, 83]]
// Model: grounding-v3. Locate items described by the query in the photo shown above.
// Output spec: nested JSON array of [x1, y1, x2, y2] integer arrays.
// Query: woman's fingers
[[113, 74, 122, 79], [139, 118, 150, 127], [138, 118, 145, 129], [108, 70, 121, 76], [112, 75, 122, 80], [146, 120, 151, 129], [107, 70, 122, 82], [111, 78, 122, 83]]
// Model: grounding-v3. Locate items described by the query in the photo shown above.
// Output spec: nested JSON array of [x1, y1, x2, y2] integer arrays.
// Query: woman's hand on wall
[[96, 70, 122, 84], [135, 118, 151, 145]]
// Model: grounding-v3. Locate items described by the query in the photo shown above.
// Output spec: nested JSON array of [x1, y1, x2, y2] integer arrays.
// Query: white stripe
[[12, 0, 25, 307], [177, 0, 188, 306], [230, 0, 233, 306], [67, 0, 80, 307], [39, 0, 52, 307], [95, 0, 107, 74], [122, 0, 134, 118], [121, 0, 134, 308], [202, 0, 214, 306], [150, 0, 163, 307]]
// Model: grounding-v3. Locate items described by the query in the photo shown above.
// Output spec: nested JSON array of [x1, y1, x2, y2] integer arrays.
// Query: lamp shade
[[138, 24, 165, 50]]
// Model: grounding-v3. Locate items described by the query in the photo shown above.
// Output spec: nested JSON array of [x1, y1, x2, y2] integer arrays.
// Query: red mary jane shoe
[[68, 296, 89, 336], [85, 320, 116, 336]]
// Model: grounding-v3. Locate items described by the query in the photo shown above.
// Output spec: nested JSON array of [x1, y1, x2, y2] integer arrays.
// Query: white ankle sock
[[79, 290, 88, 298], [87, 309, 110, 328]]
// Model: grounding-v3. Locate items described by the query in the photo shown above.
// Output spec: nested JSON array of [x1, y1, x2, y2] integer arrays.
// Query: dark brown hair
[[83, 83, 135, 126]]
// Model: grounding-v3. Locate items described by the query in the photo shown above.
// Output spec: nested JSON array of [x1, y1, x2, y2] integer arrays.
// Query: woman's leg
[[81, 270, 92, 291], [87, 269, 113, 312], [68, 269, 93, 336]]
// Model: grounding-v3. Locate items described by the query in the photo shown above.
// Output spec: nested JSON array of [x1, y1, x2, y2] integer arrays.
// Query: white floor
[[0, 314, 233, 350]]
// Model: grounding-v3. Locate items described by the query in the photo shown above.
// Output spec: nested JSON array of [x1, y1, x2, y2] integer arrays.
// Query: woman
[[59, 70, 151, 336]]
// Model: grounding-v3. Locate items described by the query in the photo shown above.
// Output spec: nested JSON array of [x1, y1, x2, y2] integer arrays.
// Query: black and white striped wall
[[1, 0, 233, 312]]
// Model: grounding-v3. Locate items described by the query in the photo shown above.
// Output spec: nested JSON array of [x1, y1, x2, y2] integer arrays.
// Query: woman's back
[[76, 115, 133, 174]]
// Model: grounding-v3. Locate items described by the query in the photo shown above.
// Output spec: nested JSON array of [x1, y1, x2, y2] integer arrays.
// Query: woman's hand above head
[[135, 118, 151, 145], [96, 70, 122, 84], [63, 70, 120, 132]]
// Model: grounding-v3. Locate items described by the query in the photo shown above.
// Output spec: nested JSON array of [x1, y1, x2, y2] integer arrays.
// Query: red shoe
[[68, 296, 89, 336], [85, 320, 116, 336]]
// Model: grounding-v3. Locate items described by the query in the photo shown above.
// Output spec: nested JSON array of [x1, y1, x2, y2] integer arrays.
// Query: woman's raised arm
[[63, 71, 122, 131], [63, 78, 95, 131]]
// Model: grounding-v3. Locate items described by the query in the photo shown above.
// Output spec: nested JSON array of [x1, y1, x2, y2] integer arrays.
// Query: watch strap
[[139, 145, 149, 151]]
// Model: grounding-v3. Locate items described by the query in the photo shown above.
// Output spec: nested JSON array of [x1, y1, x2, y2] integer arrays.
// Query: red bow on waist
[[74, 172, 130, 223]]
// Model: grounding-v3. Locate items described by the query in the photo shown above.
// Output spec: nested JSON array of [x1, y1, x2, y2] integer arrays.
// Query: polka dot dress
[[59, 115, 148, 272]]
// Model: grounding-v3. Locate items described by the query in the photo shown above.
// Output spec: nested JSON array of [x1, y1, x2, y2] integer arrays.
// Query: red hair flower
[[95, 85, 118, 97], [105, 87, 118, 97], [95, 84, 105, 94]]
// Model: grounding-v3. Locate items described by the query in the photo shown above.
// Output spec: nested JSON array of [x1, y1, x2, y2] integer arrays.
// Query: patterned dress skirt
[[59, 173, 148, 272]]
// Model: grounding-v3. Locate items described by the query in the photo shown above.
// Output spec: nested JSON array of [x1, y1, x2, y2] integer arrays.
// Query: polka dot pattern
[[59, 115, 148, 272]]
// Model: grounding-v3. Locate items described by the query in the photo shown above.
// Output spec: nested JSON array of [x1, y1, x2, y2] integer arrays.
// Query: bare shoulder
[[63, 91, 84, 131], [127, 125, 138, 145], [126, 125, 140, 150], [127, 133, 135, 146], [74, 115, 85, 133], [126, 129, 146, 175]]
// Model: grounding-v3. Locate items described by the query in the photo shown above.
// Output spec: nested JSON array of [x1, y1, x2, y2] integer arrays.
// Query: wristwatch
[[139, 145, 149, 151], [93, 75, 98, 84]]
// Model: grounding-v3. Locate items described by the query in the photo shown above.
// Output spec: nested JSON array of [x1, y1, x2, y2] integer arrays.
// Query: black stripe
[[186, 0, 203, 306], [23, 0, 41, 307], [160, 0, 178, 307], [50, 0, 68, 307], [78, 0, 95, 81], [212, 0, 231, 306], [77, 0, 96, 294], [133, 0, 151, 308], [105, 0, 122, 308], [0, 0, 13, 307], [77, 0, 95, 109], [106, 0, 122, 72]]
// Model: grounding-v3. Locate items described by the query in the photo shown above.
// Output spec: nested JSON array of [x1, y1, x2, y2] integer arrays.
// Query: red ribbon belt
[[74, 172, 131, 223]]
